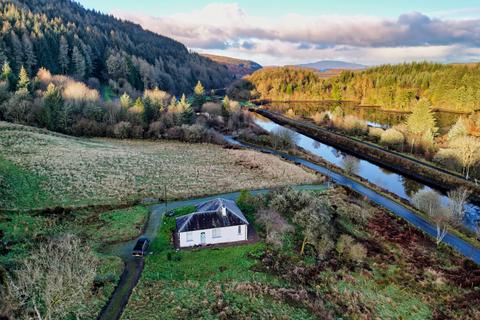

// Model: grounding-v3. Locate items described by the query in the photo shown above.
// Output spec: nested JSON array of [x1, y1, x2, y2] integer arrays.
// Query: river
[[250, 112, 480, 231]]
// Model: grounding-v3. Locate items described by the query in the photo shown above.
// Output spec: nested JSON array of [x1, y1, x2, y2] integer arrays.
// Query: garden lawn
[[122, 206, 315, 320]]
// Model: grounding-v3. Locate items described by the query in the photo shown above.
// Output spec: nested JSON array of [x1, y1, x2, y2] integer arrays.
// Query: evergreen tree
[[406, 99, 438, 136], [193, 80, 205, 109], [41, 83, 64, 130], [22, 33, 37, 74], [10, 31, 23, 70], [181, 96, 195, 124], [71, 46, 85, 79], [194, 80, 205, 96], [58, 35, 69, 74], [17, 66, 30, 90], [406, 99, 437, 152]]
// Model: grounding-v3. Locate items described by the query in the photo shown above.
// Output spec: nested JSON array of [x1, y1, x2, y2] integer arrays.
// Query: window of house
[[212, 228, 221, 238], [238, 225, 242, 235], [186, 232, 193, 242]]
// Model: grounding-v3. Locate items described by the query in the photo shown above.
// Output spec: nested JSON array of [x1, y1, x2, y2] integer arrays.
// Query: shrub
[[368, 127, 384, 140], [71, 119, 106, 137], [202, 102, 223, 116], [148, 121, 167, 138], [270, 127, 298, 150], [341, 115, 368, 135], [113, 121, 132, 139], [380, 128, 404, 147], [312, 112, 329, 124], [336, 234, 367, 263]]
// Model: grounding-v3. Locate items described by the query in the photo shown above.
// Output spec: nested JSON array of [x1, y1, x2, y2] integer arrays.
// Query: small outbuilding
[[175, 198, 249, 248]]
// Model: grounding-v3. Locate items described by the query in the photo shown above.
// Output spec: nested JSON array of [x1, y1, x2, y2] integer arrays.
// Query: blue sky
[[77, 1, 480, 65]]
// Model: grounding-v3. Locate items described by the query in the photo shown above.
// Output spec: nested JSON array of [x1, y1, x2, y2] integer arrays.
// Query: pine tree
[[41, 83, 64, 131], [71, 46, 85, 79], [22, 33, 37, 74], [193, 80, 205, 109], [194, 81, 205, 96], [17, 66, 30, 90], [10, 31, 23, 70], [58, 36, 69, 74], [406, 99, 438, 152], [181, 96, 195, 124]]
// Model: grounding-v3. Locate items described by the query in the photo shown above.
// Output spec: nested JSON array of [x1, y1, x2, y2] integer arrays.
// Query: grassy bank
[[0, 205, 150, 319], [0, 121, 319, 210]]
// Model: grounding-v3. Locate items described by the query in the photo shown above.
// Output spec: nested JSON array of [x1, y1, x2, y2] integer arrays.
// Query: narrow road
[[97, 185, 327, 320], [227, 136, 480, 264]]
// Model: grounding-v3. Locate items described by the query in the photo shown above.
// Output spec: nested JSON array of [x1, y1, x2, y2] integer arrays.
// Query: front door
[[200, 232, 206, 245]]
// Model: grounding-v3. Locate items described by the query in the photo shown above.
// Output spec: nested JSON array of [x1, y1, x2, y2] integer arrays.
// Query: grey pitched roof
[[176, 198, 249, 233]]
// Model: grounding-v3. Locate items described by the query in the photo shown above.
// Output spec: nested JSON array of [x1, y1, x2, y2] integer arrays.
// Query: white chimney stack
[[221, 205, 227, 216]]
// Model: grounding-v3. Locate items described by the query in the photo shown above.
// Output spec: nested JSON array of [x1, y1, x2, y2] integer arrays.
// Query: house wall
[[179, 224, 248, 248]]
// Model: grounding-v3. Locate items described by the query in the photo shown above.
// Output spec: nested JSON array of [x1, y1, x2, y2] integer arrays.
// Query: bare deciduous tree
[[450, 136, 480, 180], [447, 187, 471, 225], [412, 190, 451, 245], [7, 234, 98, 320], [256, 208, 294, 248]]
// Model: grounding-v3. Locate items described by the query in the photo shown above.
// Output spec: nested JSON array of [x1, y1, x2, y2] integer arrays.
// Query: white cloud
[[114, 3, 480, 65]]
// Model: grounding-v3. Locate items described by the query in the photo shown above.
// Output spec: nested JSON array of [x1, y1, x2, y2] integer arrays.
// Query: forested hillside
[[234, 63, 480, 112], [0, 0, 233, 95], [201, 53, 262, 79]]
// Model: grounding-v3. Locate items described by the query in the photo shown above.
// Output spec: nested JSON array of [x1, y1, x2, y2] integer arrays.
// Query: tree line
[[231, 63, 480, 112], [0, 65, 249, 142], [0, 0, 233, 96]]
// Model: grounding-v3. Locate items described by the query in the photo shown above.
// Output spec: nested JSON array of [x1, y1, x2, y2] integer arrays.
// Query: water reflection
[[263, 101, 463, 130], [252, 113, 480, 229]]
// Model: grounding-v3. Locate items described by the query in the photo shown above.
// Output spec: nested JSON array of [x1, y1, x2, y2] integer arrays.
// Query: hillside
[[230, 63, 480, 112], [201, 53, 262, 79], [298, 60, 366, 71], [0, 0, 234, 94]]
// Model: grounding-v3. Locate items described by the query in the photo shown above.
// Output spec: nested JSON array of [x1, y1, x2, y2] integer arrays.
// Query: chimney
[[221, 205, 227, 217]]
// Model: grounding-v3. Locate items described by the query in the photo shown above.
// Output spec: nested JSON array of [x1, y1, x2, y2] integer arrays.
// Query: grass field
[[0, 121, 319, 210]]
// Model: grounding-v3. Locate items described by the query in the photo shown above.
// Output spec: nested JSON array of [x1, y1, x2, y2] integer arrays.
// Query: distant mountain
[[201, 54, 262, 79], [0, 0, 234, 94], [298, 60, 366, 71]]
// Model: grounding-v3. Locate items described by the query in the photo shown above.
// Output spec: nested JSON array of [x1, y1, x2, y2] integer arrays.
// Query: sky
[[77, 0, 480, 66]]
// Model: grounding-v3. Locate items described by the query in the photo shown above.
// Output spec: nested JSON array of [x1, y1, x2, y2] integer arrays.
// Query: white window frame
[[186, 232, 193, 242], [238, 225, 242, 235], [212, 228, 221, 238]]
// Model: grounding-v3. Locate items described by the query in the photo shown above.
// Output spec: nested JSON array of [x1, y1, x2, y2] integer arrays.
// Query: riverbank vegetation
[[0, 121, 319, 210], [279, 101, 480, 181], [231, 63, 480, 113], [123, 187, 480, 319]]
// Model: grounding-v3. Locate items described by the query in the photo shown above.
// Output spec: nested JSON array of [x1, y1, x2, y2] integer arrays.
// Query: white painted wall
[[179, 224, 248, 248]]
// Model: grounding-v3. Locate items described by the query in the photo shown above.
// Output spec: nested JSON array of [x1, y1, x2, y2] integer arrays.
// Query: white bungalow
[[175, 198, 249, 248]]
